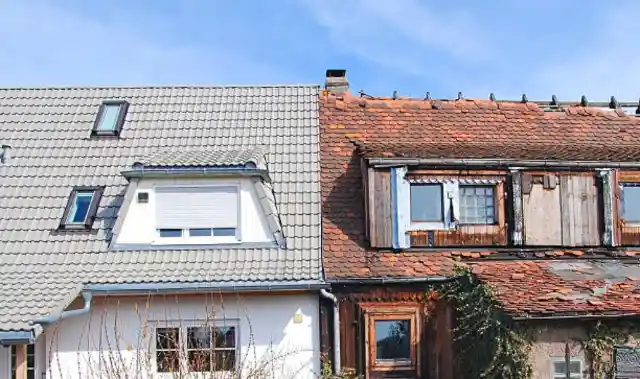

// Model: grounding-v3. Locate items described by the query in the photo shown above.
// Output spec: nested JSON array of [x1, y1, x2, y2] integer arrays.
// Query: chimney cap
[[326, 69, 346, 78]]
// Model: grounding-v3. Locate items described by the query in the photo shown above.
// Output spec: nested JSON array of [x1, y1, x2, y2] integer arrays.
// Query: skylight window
[[91, 100, 129, 137], [60, 187, 103, 230]]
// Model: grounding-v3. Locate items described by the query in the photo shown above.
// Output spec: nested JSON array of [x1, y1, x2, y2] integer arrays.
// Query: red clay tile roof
[[354, 140, 640, 162], [472, 260, 640, 316], [319, 92, 640, 281]]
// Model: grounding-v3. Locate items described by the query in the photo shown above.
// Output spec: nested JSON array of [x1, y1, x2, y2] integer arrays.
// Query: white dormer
[[110, 148, 285, 250]]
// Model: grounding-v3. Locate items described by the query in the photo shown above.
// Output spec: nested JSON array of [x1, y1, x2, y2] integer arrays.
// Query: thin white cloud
[[528, 7, 640, 101], [0, 1, 279, 85], [300, 0, 496, 79]]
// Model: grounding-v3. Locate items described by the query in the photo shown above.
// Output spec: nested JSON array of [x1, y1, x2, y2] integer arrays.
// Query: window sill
[[52, 227, 98, 235]]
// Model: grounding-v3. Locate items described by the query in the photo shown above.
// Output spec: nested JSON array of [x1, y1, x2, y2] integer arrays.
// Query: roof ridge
[[0, 84, 321, 91]]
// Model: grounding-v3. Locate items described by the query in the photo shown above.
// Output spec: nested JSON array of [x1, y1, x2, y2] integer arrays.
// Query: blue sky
[[1, 0, 639, 101]]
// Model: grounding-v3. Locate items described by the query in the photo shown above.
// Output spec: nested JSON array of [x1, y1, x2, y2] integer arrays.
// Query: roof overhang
[[0, 325, 42, 346], [121, 166, 271, 182], [367, 157, 640, 169], [84, 280, 329, 296]]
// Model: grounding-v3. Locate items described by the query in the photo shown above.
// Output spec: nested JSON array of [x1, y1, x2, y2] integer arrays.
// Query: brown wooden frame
[[361, 303, 421, 376]]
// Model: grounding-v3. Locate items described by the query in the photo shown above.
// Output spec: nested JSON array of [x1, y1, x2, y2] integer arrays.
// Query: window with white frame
[[154, 186, 240, 244], [156, 324, 238, 374], [409, 181, 498, 230], [621, 183, 640, 223], [552, 358, 582, 379]]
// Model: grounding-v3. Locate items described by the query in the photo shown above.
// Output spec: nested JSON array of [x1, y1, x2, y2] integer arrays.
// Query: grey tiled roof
[[0, 85, 322, 331], [136, 147, 266, 168]]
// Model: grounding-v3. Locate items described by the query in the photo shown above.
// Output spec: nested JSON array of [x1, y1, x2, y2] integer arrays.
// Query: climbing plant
[[582, 320, 640, 379], [437, 266, 533, 379]]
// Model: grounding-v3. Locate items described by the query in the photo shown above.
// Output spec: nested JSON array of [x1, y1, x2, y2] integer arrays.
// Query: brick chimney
[[324, 69, 349, 95]]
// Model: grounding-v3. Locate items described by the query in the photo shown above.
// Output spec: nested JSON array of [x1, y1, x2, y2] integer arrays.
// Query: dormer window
[[60, 186, 103, 230], [91, 100, 129, 137], [155, 186, 240, 244]]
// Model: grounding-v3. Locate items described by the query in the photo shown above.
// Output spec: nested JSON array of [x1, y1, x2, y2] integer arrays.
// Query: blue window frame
[[91, 100, 129, 137], [60, 187, 103, 230]]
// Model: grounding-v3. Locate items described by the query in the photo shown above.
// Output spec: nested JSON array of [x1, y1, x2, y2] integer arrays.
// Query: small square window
[[60, 187, 103, 230], [91, 100, 129, 137], [621, 184, 640, 223], [459, 185, 496, 224], [410, 184, 443, 222]]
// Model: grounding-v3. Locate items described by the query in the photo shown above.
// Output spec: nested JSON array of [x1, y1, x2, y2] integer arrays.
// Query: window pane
[[213, 228, 237, 237], [156, 351, 180, 372], [159, 229, 182, 238], [214, 326, 236, 348], [375, 320, 411, 361], [188, 350, 211, 372], [553, 361, 566, 374], [97, 104, 121, 131], [410, 184, 443, 222], [460, 185, 495, 224], [67, 191, 94, 224], [569, 361, 581, 373], [189, 228, 213, 237], [188, 327, 212, 349], [213, 350, 236, 371], [623, 185, 640, 222], [156, 328, 179, 349]]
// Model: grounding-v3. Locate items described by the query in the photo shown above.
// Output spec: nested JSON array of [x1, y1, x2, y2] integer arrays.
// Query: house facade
[[0, 85, 324, 379], [319, 70, 640, 379]]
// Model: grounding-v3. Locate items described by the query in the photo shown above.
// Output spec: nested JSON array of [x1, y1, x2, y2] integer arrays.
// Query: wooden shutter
[[367, 168, 393, 247], [559, 175, 600, 246], [155, 186, 238, 229]]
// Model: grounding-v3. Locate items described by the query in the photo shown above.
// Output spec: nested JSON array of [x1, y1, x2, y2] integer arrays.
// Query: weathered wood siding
[[335, 287, 454, 379], [409, 225, 507, 247], [560, 175, 600, 246], [523, 179, 563, 245], [367, 168, 393, 247], [523, 173, 600, 246]]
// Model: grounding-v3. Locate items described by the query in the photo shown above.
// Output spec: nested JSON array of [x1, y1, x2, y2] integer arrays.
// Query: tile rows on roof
[[0, 85, 322, 331], [472, 260, 640, 316], [135, 147, 266, 168], [319, 92, 640, 281]]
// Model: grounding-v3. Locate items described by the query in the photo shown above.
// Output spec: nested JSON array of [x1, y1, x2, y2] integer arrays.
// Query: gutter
[[121, 167, 271, 182], [0, 327, 41, 346], [327, 276, 456, 285], [514, 312, 640, 321], [368, 157, 640, 169], [34, 291, 93, 326], [85, 280, 329, 295], [320, 289, 341, 375]]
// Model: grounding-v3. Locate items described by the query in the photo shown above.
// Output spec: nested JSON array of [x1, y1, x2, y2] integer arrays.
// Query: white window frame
[[408, 180, 499, 231], [153, 320, 240, 378], [152, 184, 242, 245], [620, 183, 640, 225], [551, 357, 583, 379]]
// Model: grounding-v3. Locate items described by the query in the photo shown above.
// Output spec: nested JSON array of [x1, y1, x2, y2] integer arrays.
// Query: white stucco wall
[[115, 177, 273, 246], [43, 293, 320, 379]]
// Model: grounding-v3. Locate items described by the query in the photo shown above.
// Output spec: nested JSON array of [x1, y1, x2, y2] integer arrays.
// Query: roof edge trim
[[368, 157, 640, 169], [84, 280, 329, 295], [122, 167, 271, 182]]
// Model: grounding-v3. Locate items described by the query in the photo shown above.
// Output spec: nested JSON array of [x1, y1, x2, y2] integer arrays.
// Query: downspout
[[33, 291, 93, 326], [320, 289, 341, 375]]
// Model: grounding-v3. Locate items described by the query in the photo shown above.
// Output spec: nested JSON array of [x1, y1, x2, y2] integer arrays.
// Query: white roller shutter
[[155, 186, 238, 229]]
